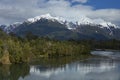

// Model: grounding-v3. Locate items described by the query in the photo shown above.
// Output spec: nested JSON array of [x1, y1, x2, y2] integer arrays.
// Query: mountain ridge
[[0, 13, 120, 40]]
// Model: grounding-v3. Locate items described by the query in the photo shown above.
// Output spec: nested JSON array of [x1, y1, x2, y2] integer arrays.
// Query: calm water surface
[[0, 50, 120, 80]]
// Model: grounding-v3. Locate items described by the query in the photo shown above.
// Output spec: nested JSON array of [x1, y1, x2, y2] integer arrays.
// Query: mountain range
[[0, 13, 120, 40]]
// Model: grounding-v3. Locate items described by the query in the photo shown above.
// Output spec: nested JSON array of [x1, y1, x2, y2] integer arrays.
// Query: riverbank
[[94, 49, 120, 52], [0, 50, 120, 80]]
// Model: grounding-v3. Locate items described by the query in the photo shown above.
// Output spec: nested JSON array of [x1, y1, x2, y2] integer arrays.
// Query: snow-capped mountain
[[77, 16, 119, 29], [27, 13, 66, 24], [0, 22, 22, 33], [0, 14, 120, 40], [26, 14, 119, 29]]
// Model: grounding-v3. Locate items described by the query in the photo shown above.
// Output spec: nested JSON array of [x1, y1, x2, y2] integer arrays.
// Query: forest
[[0, 28, 120, 64], [78, 39, 120, 50], [0, 29, 90, 64]]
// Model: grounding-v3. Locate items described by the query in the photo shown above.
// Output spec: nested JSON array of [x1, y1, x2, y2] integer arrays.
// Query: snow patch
[[27, 13, 66, 24], [77, 17, 119, 29]]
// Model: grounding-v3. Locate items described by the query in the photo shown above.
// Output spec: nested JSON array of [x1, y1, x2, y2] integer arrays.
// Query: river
[[0, 50, 120, 80]]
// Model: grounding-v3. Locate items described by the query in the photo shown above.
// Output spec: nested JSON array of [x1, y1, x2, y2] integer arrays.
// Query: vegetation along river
[[0, 50, 120, 80]]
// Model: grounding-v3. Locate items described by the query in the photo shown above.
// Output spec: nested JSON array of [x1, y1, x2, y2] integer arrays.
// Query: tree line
[[0, 29, 90, 64]]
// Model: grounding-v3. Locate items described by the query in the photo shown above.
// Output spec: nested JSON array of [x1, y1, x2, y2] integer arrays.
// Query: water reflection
[[91, 50, 120, 59], [0, 51, 120, 80], [0, 64, 30, 80], [21, 58, 120, 80]]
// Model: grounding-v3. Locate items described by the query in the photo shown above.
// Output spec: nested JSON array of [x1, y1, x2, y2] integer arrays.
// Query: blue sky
[[71, 0, 120, 9], [0, 0, 120, 26], [84, 0, 120, 9]]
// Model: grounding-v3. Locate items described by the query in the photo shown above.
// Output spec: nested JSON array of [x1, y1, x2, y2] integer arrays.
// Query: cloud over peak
[[0, 0, 119, 26]]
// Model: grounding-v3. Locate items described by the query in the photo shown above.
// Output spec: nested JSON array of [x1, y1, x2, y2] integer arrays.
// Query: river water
[[0, 50, 120, 80]]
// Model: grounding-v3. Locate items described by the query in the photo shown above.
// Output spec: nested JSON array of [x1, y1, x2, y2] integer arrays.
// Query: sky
[[0, 0, 120, 26]]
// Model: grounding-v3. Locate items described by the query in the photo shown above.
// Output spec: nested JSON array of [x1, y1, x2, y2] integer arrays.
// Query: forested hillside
[[0, 29, 90, 64]]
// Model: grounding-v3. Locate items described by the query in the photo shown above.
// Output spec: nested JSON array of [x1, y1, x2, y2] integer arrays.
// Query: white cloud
[[71, 0, 88, 3], [0, 0, 120, 26]]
